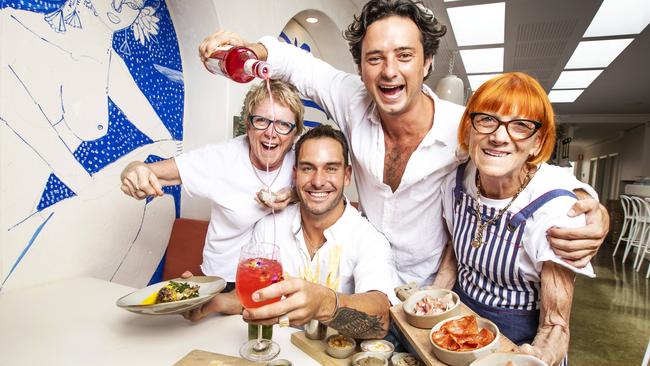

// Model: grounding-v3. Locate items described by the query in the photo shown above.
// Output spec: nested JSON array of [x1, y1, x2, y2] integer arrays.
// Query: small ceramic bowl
[[325, 334, 356, 359], [390, 352, 425, 366], [403, 289, 460, 329], [359, 339, 394, 360], [351, 351, 388, 366], [469, 353, 548, 366], [429, 315, 500, 366]]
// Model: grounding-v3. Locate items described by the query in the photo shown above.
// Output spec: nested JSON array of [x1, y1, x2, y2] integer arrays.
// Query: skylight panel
[[552, 70, 603, 89], [584, 0, 650, 37], [548, 90, 584, 103], [447, 3, 505, 46], [565, 39, 634, 69], [459, 48, 504, 73], [467, 73, 502, 90]]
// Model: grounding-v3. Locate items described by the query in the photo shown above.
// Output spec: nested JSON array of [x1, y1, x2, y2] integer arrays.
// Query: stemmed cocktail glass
[[236, 241, 283, 361]]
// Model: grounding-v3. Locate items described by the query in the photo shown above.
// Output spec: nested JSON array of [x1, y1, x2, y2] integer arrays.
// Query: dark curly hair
[[344, 0, 447, 80]]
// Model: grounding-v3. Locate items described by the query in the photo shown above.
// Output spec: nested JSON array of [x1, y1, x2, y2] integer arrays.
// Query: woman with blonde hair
[[435, 72, 596, 365], [120, 79, 304, 320]]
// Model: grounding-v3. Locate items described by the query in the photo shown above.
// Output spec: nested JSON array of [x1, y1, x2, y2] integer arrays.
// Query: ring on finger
[[278, 314, 290, 327]]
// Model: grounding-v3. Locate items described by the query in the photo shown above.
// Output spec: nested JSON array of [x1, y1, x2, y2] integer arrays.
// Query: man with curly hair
[[199, 0, 607, 296]]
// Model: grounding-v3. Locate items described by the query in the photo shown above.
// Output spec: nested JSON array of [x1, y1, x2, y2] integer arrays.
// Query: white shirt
[[261, 36, 467, 287], [175, 135, 295, 281], [441, 162, 596, 280], [253, 202, 399, 304]]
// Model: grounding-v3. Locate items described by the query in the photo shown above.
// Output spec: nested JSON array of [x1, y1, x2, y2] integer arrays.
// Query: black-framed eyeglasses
[[248, 115, 296, 135], [470, 112, 542, 141]]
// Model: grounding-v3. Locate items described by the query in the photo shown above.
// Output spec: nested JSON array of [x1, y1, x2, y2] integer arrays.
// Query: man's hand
[[199, 30, 246, 67], [547, 193, 609, 268], [120, 161, 164, 200], [198, 30, 268, 72], [180, 271, 243, 322], [255, 186, 296, 211], [242, 278, 335, 326]]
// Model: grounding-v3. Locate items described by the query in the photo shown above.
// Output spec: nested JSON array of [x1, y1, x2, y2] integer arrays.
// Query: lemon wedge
[[140, 290, 160, 305]]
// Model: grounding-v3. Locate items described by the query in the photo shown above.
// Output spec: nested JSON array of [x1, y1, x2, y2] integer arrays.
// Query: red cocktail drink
[[236, 242, 282, 362], [236, 257, 283, 309]]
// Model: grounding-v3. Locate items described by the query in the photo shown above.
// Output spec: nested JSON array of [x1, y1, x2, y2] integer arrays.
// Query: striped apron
[[450, 163, 574, 364]]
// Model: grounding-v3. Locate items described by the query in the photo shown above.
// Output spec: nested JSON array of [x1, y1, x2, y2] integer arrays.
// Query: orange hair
[[457, 72, 556, 166]]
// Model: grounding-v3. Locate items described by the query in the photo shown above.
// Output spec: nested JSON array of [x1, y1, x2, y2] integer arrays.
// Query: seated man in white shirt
[[246, 125, 397, 339]]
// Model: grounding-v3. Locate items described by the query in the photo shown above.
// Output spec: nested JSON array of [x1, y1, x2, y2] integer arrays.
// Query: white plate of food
[[116, 276, 226, 315]]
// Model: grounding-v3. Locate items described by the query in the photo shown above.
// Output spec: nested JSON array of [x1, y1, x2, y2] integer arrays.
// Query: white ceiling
[[349, 0, 650, 149]]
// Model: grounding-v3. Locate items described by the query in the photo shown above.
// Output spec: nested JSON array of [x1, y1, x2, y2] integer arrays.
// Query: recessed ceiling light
[[305, 17, 318, 24], [565, 39, 634, 69], [447, 3, 505, 46], [459, 48, 504, 73], [552, 70, 603, 89], [549, 90, 584, 103], [584, 0, 650, 37], [467, 73, 502, 90]]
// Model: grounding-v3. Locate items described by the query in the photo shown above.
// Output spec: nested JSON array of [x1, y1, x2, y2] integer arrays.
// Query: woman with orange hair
[[435, 72, 596, 365]]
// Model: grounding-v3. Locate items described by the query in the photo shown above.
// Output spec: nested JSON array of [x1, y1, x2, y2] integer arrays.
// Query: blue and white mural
[[0, 0, 183, 290]]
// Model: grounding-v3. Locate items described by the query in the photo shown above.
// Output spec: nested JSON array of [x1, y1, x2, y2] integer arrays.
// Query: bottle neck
[[243, 59, 271, 79]]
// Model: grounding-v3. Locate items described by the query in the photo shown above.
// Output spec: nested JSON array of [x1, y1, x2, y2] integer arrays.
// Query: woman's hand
[[518, 324, 567, 366], [255, 186, 296, 211], [547, 191, 609, 268], [120, 161, 164, 199]]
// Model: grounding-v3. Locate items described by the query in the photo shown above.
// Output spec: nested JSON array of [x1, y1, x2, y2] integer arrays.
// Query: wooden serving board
[[390, 304, 518, 366], [290, 329, 352, 366], [173, 349, 264, 366]]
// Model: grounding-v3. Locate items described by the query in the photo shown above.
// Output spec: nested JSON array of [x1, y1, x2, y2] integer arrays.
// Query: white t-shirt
[[175, 135, 295, 281], [441, 161, 596, 280], [261, 36, 466, 287], [253, 201, 399, 305]]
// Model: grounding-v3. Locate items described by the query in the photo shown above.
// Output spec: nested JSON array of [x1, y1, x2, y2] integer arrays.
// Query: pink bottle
[[205, 46, 270, 83]]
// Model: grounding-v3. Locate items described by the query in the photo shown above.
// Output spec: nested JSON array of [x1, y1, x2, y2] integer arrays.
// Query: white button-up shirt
[[253, 202, 398, 304], [262, 37, 466, 287]]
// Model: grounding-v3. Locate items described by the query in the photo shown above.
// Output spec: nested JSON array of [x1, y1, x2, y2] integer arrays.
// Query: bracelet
[[322, 288, 339, 323]]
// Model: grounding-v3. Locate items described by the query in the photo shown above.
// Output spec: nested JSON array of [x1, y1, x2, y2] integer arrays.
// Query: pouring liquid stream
[[252, 74, 278, 353]]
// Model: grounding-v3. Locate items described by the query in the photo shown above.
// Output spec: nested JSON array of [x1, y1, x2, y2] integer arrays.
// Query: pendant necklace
[[471, 168, 533, 249], [251, 159, 283, 191]]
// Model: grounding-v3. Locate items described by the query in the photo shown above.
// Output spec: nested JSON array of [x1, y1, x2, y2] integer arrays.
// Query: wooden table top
[[390, 303, 518, 366]]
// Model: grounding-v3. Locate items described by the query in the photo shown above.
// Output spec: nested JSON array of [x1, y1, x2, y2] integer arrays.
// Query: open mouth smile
[[261, 141, 279, 151], [378, 84, 405, 99]]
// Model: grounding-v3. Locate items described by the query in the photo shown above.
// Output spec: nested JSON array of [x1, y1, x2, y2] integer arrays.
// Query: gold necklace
[[471, 168, 533, 248], [301, 221, 324, 258]]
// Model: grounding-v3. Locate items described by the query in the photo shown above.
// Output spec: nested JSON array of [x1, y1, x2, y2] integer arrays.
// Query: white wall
[[0, 0, 360, 291], [0, 0, 188, 290], [167, 0, 224, 220], [179, 0, 359, 219], [574, 123, 648, 198]]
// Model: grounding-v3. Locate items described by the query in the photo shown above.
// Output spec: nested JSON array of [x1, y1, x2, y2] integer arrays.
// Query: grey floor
[[569, 241, 650, 365]]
